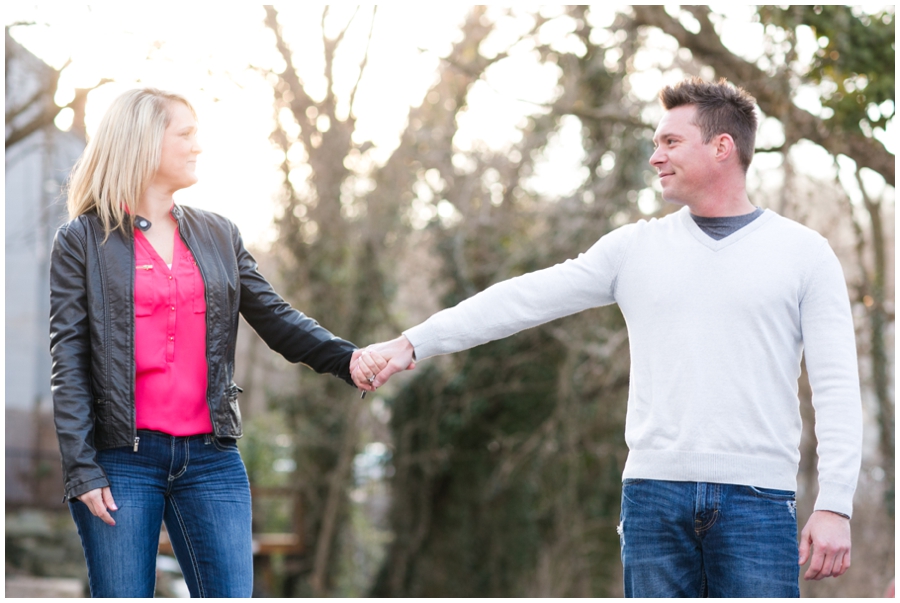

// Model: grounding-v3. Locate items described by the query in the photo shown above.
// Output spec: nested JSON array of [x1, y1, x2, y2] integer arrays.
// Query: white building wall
[[5, 130, 79, 412], [5, 30, 86, 505]]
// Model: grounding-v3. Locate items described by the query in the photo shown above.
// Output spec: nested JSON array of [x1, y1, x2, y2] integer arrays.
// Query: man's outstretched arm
[[356, 224, 634, 389]]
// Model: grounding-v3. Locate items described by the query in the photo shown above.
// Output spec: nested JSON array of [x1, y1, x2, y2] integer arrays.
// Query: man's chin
[[660, 193, 685, 207]]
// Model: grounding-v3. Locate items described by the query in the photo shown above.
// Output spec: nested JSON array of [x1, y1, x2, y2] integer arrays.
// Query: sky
[[6, 4, 893, 246], [7, 4, 473, 246], [9, 4, 588, 247]]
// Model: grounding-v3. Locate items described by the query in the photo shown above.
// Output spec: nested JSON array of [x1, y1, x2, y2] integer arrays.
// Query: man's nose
[[649, 147, 663, 167]]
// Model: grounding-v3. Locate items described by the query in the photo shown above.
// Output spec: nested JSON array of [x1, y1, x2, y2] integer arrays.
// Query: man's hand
[[77, 486, 118, 526], [363, 335, 417, 388], [799, 510, 851, 580], [351, 349, 388, 392]]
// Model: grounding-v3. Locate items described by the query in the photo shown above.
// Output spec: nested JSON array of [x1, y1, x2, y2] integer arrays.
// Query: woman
[[50, 88, 383, 597]]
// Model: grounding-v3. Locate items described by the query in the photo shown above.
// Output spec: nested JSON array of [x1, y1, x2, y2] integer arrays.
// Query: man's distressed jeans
[[619, 479, 800, 597]]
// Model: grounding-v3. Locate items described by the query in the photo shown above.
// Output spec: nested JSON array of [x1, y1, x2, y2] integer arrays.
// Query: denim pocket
[[620, 478, 650, 507], [212, 437, 239, 453], [747, 485, 795, 500]]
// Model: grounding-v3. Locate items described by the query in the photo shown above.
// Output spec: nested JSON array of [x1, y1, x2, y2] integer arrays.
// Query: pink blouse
[[133, 227, 212, 435]]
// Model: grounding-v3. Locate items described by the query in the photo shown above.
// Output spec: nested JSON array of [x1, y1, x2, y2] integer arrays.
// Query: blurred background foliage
[[6, 4, 894, 598], [254, 5, 894, 597]]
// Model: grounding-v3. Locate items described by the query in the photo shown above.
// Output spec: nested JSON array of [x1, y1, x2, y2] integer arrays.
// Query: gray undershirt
[[690, 207, 764, 240]]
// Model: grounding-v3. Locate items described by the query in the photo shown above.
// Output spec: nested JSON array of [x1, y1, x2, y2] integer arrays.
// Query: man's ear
[[713, 133, 737, 164]]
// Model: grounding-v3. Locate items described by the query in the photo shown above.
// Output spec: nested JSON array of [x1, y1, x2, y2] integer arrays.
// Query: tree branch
[[263, 5, 317, 149], [320, 5, 360, 118], [348, 6, 377, 120], [629, 5, 895, 186], [309, 402, 361, 595], [5, 63, 107, 149]]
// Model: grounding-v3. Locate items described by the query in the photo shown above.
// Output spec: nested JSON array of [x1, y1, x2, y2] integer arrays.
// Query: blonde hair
[[66, 88, 196, 239]]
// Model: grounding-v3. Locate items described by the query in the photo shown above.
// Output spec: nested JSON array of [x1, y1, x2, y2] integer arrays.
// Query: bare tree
[[630, 5, 894, 186], [256, 5, 893, 596], [5, 27, 111, 148]]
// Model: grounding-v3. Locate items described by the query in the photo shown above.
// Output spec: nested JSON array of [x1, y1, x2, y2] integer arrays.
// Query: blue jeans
[[69, 430, 253, 597], [619, 479, 799, 598]]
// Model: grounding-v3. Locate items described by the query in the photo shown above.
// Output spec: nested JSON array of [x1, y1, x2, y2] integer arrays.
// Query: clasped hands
[[351, 335, 416, 393]]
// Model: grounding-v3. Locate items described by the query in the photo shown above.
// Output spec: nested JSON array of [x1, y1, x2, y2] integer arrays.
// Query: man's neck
[[681, 176, 754, 217], [669, 167, 754, 217], [686, 197, 756, 218]]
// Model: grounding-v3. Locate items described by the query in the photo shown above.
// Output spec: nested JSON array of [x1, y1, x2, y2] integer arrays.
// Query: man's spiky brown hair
[[660, 77, 758, 172]]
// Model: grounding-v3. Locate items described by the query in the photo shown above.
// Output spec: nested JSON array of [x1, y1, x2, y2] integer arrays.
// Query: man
[[353, 78, 862, 597]]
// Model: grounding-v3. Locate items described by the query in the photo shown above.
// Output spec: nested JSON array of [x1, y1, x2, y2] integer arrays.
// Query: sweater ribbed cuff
[[403, 324, 435, 361], [813, 481, 857, 519]]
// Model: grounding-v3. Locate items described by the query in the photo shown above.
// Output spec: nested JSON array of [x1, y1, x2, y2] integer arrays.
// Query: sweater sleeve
[[799, 240, 863, 518], [404, 223, 635, 360]]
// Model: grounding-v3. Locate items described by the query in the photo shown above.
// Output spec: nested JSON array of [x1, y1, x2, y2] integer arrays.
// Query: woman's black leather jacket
[[50, 204, 357, 501]]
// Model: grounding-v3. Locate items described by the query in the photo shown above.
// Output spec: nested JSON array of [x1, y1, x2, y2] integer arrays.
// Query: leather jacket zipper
[[128, 229, 139, 454]]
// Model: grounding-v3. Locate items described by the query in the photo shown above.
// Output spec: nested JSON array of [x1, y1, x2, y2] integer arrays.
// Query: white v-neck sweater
[[404, 207, 862, 517]]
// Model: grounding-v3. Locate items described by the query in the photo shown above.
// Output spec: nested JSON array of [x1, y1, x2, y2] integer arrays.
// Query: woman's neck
[[137, 187, 175, 222]]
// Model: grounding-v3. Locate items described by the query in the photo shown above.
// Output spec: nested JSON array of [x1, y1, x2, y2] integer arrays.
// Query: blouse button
[[169, 336, 174, 341], [168, 275, 173, 280], [171, 306, 175, 311]]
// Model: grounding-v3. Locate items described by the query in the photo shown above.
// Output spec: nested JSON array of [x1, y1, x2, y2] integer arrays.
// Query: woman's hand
[[77, 487, 118, 526], [351, 348, 388, 392], [364, 336, 417, 388]]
